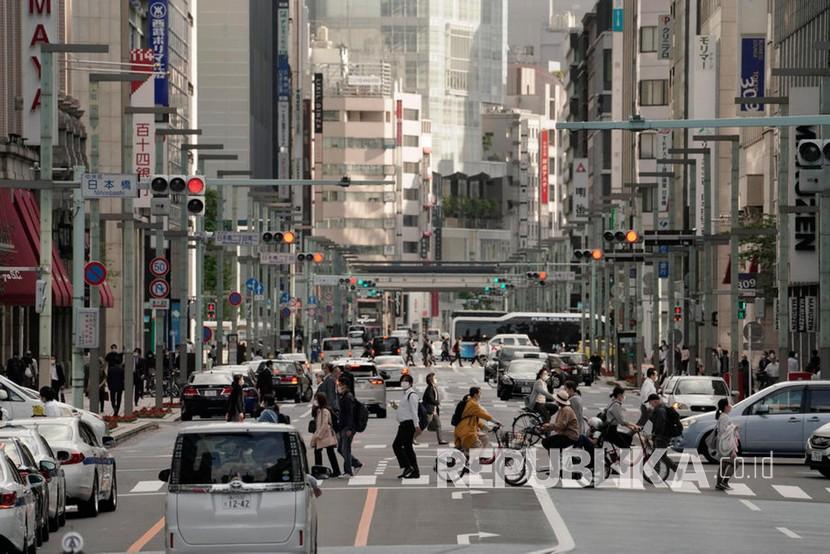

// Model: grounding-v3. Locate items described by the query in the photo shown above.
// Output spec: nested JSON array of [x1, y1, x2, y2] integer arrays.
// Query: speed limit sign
[[149, 257, 170, 277]]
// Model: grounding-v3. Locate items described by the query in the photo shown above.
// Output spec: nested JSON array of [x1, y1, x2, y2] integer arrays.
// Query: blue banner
[[148, 0, 169, 107], [739, 37, 765, 113], [658, 261, 669, 279], [612, 8, 624, 32]]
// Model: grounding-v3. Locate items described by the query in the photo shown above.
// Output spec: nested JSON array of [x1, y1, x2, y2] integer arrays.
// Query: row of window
[[316, 216, 420, 228], [324, 137, 395, 150], [321, 164, 395, 176], [320, 189, 421, 203]]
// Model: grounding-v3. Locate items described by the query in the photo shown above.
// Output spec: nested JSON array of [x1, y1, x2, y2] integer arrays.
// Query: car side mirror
[[0, 389, 8, 401], [26, 473, 44, 486], [311, 465, 332, 480], [56, 450, 70, 463], [39, 460, 57, 474], [102, 436, 115, 448], [754, 404, 770, 415], [158, 468, 171, 482]]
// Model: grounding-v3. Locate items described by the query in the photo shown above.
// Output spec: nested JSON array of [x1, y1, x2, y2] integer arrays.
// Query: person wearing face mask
[[133, 348, 146, 406], [393, 374, 421, 479], [422, 372, 448, 445], [336, 379, 363, 477], [530, 368, 556, 422], [715, 398, 739, 491]]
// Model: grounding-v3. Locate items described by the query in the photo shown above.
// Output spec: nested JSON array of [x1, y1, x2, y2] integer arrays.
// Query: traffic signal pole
[[730, 140, 741, 393]]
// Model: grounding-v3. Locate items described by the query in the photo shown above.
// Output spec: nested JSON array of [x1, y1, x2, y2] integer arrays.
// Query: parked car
[[159, 422, 328, 553], [659, 375, 731, 418], [0, 424, 66, 532], [806, 421, 830, 478], [244, 360, 313, 403], [14, 417, 117, 517], [181, 371, 259, 421], [279, 353, 311, 373], [320, 337, 352, 367], [676, 381, 830, 462], [0, 437, 49, 545], [557, 352, 593, 386], [370, 336, 402, 357], [484, 344, 540, 382], [0, 449, 38, 554], [373, 355, 409, 387], [498, 358, 547, 401], [332, 359, 387, 418]]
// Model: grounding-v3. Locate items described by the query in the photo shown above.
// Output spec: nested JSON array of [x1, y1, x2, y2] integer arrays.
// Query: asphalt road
[[43, 362, 830, 553]]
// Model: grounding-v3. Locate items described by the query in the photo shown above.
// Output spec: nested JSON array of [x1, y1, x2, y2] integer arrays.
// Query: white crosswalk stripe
[[725, 483, 756, 496], [348, 475, 377, 486], [129, 480, 166, 493], [772, 485, 811, 499], [401, 475, 429, 485], [668, 481, 701, 494]]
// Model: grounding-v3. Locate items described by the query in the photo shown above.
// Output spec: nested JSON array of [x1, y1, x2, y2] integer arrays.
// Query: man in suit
[[106, 348, 126, 415]]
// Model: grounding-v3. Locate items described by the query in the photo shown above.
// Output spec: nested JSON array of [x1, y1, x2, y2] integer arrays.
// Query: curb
[[112, 411, 181, 444]]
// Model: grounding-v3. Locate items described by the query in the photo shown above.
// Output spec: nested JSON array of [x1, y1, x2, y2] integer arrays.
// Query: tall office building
[[308, 0, 507, 174]]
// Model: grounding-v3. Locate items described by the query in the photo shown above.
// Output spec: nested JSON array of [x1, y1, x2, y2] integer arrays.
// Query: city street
[[44, 363, 830, 554]]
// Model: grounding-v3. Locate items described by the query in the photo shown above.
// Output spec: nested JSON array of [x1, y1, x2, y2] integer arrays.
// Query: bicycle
[[433, 424, 529, 486], [598, 428, 671, 483]]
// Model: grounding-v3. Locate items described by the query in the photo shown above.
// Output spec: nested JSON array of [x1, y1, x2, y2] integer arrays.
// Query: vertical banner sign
[[788, 87, 820, 283], [805, 296, 817, 332], [612, 0, 624, 32], [131, 49, 156, 208], [738, 37, 765, 114], [21, 0, 60, 144], [789, 296, 799, 333], [691, 36, 716, 234], [396, 100, 403, 146], [539, 129, 549, 204], [302, 99, 312, 180], [572, 158, 588, 221], [313, 73, 324, 133], [277, 0, 291, 180], [658, 15, 673, 60], [657, 129, 672, 228], [148, 0, 169, 107]]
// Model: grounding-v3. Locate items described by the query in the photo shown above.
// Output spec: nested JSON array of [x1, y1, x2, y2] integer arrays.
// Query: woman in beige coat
[[310, 392, 341, 477]]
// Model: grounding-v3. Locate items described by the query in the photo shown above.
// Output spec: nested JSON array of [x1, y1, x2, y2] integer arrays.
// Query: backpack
[[353, 398, 369, 433], [665, 406, 683, 438], [407, 390, 429, 431], [451, 398, 469, 427]]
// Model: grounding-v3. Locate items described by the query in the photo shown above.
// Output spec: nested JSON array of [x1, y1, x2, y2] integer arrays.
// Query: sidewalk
[[76, 394, 181, 444]]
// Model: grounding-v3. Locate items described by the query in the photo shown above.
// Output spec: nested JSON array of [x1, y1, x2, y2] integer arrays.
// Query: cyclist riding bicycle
[[604, 385, 640, 448], [454, 387, 501, 450], [529, 368, 557, 422]]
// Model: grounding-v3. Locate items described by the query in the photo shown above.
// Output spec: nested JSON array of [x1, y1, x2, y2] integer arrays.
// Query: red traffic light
[[538, 271, 547, 281], [625, 230, 639, 243], [312, 252, 324, 263], [591, 249, 603, 260], [187, 177, 206, 194]]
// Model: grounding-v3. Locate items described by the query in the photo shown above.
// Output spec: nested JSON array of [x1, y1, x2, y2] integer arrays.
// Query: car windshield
[[29, 423, 73, 443], [372, 338, 400, 351], [508, 360, 545, 376], [675, 379, 729, 396], [374, 356, 404, 366], [323, 339, 349, 350], [559, 353, 585, 365], [271, 362, 298, 374], [172, 432, 298, 485], [0, 443, 23, 467], [191, 373, 232, 386], [282, 354, 307, 362]]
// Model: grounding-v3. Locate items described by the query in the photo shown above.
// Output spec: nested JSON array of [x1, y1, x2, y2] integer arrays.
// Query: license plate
[[521, 386, 531, 393], [203, 390, 217, 397], [812, 451, 824, 462], [221, 494, 251, 510]]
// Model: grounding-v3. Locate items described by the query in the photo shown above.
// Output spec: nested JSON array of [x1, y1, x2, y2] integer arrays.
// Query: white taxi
[[14, 416, 117, 517], [0, 449, 38, 553]]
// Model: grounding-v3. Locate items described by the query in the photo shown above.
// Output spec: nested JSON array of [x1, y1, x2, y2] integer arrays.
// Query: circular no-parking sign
[[228, 291, 243, 306], [83, 261, 107, 286], [203, 326, 213, 342], [149, 257, 170, 277], [149, 278, 170, 299]]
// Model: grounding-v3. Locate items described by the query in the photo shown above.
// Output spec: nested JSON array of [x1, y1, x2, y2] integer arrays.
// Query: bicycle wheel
[[501, 448, 529, 487], [511, 412, 543, 446]]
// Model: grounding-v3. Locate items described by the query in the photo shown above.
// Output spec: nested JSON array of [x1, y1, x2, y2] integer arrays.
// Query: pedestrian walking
[[393, 374, 420, 479], [806, 350, 821, 375], [318, 364, 341, 416], [5, 353, 24, 386], [441, 337, 450, 362], [638, 368, 658, 425], [225, 374, 245, 422], [21, 351, 37, 388], [336, 379, 363, 477], [715, 398, 739, 491], [133, 348, 145, 405], [422, 372, 448, 445], [764, 352, 779, 387], [49, 355, 66, 402], [106, 358, 125, 416], [452, 338, 463, 367], [589, 353, 603, 380], [310, 393, 341, 477], [646, 393, 678, 475], [787, 351, 800, 373], [256, 361, 275, 405], [258, 395, 289, 423]]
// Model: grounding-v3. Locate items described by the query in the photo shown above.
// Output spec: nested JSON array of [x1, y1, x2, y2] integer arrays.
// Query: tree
[[739, 213, 777, 297]]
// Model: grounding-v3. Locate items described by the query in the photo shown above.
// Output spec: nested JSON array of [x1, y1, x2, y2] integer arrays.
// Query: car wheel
[[26, 531, 36, 554], [180, 411, 193, 421], [376, 407, 387, 419], [49, 512, 58, 532], [80, 474, 99, 517], [819, 467, 830, 478], [100, 468, 117, 512], [58, 496, 66, 527], [698, 432, 718, 464]]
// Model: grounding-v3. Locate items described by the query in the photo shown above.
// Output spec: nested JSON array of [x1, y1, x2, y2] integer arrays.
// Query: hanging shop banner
[[738, 36, 766, 114], [148, 0, 169, 106], [540, 129, 549, 204], [21, 0, 60, 144]]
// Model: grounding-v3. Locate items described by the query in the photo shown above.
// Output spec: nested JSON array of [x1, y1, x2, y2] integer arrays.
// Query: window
[[808, 388, 830, 413], [602, 49, 613, 91], [639, 133, 657, 159], [403, 241, 419, 253], [403, 162, 420, 173], [640, 79, 669, 106], [322, 110, 340, 122], [404, 108, 420, 120], [403, 135, 419, 147], [750, 388, 804, 415], [403, 215, 419, 227], [641, 189, 654, 213], [404, 188, 419, 201], [640, 26, 658, 52]]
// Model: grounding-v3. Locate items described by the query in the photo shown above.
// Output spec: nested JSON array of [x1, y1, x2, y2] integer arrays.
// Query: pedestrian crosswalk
[[128, 480, 166, 493]]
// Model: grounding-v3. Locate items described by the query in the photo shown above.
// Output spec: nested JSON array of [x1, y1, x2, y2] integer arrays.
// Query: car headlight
[[501, 376, 513, 385], [672, 402, 688, 411]]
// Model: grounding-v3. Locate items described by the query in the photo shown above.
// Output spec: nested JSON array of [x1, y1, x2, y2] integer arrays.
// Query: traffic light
[[297, 252, 325, 263], [186, 176, 206, 215], [625, 230, 639, 244], [526, 271, 548, 286], [604, 230, 640, 244], [150, 175, 186, 196], [737, 300, 747, 320], [207, 302, 216, 320], [573, 249, 603, 260], [674, 306, 682, 322], [261, 231, 296, 244], [149, 175, 204, 215]]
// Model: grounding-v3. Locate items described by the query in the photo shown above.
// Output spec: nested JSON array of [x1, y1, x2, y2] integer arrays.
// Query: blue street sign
[[308, 295, 318, 305], [612, 8, 624, 31], [281, 307, 291, 318], [84, 261, 107, 286], [203, 326, 212, 342], [658, 261, 669, 279], [658, 245, 669, 254], [280, 292, 290, 304], [245, 278, 261, 292]]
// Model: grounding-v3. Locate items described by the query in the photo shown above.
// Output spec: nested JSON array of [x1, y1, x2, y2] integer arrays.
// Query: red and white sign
[[395, 99, 403, 147], [539, 129, 550, 204], [149, 278, 170, 299], [21, 0, 60, 144], [131, 48, 156, 208], [149, 257, 170, 277], [572, 158, 588, 220]]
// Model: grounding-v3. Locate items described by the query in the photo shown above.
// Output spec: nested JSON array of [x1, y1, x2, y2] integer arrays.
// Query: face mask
[[401, 382, 411, 390]]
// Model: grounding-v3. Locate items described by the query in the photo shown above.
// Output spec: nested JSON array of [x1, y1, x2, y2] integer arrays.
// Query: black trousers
[[393, 420, 419, 472], [110, 390, 123, 415], [314, 446, 341, 476]]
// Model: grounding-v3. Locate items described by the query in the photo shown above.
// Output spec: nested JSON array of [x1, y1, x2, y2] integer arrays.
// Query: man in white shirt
[[39, 386, 63, 417], [392, 374, 420, 479], [765, 352, 780, 386], [787, 351, 800, 373], [638, 368, 658, 425]]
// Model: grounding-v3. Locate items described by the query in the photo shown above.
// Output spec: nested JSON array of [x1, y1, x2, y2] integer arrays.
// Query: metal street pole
[[729, 140, 741, 393], [70, 167, 86, 408]]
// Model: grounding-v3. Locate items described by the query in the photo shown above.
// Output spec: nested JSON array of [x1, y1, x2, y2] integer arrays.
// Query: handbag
[[308, 419, 316, 434], [427, 413, 440, 432]]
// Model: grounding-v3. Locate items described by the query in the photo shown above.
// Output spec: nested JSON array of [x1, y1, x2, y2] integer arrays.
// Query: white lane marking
[[527, 485, 576, 553], [772, 485, 811, 500], [401, 475, 429, 485], [348, 475, 377, 486], [120, 492, 166, 498], [738, 499, 761, 512], [451, 489, 487, 500], [776, 527, 801, 539], [413, 442, 430, 449], [668, 481, 700, 494], [363, 444, 386, 449], [725, 483, 756, 496], [129, 480, 165, 493], [457, 532, 498, 545]]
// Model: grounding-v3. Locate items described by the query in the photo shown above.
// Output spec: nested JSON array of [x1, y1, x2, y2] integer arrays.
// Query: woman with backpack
[[423, 372, 448, 445], [310, 392, 342, 478], [715, 398, 739, 491], [453, 387, 499, 451], [336, 379, 364, 477]]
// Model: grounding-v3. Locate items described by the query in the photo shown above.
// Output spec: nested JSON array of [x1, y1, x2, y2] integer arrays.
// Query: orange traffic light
[[312, 252, 324, 263], [283, 231, 296, 244], [625, 230, 639, 243], [591, 249, 603, 260], [538, 271, 547, 281]]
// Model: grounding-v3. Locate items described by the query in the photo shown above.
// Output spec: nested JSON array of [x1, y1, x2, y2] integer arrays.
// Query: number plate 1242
[[222, 494, 251, 510]]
